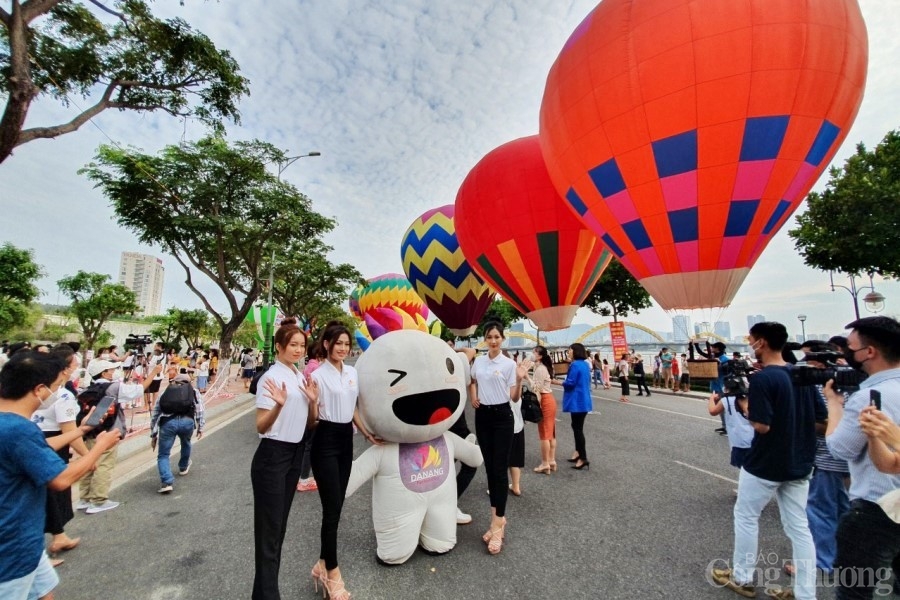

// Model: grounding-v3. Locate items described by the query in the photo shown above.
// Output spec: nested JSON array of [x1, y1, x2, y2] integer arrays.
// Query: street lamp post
[[829, 272, 887, 321], [797, 314, 807, 342], [262, 151, 321, 367]]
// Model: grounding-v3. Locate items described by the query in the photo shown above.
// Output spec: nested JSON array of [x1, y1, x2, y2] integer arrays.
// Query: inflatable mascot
[[347, 329, 483, 564]]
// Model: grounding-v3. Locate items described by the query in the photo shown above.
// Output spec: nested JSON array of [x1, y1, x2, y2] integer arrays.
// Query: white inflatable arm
[[446, 431, 483, 468], [346, 445, 383, 497]]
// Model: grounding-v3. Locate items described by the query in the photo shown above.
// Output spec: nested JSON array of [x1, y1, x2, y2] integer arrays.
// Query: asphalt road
[[53, 386, 872, 599]]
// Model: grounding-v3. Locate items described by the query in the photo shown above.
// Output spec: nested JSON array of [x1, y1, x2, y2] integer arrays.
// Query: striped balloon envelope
[[356, 273, 429, 323], [349, 284, 363, 319], [455, 136, 613, 331], [400, 205, 494, 337], [539, 0, 868, 309]]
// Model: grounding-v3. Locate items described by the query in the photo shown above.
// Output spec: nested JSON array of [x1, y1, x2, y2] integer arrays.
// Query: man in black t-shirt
[[710, 322, 818, 600]]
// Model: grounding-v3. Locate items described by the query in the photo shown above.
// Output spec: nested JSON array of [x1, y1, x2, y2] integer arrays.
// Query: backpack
[[248, 364, 270, 395], [76, 382, 119, 436], [158, 381, 195, 416]]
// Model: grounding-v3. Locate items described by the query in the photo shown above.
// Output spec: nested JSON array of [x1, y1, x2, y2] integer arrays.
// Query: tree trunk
[[218, 321, 238, 360], [0, 2, 38, 163]]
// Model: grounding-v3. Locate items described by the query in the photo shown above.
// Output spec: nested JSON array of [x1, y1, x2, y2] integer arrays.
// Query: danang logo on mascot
[[400, 437, 449, 492]]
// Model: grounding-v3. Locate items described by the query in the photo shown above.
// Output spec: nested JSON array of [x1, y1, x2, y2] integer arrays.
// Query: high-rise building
[[747, 314, 766, 329], [694, 321, 712, 336], [118, 252, 164, 316], [714, 321, 732, 340], [672, 315, 692, 342]]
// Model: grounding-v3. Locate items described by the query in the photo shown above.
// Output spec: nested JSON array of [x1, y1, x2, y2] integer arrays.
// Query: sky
[[1, 0, 898, 341]]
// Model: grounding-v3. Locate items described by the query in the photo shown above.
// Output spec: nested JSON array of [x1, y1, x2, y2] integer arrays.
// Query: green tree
[[581, 259, 653, 322], [148, 307, 210, 350], [0, 0, 249, 163], [0, 242, 43, 334], [231, 319, 261, 353], [271, 242, 361, 335], [57, 270, 138, 351], [148, 310, 179, 349], [81, 136, 337, 358], [789, 130, 900, 278], [467, 297, 523, 340]]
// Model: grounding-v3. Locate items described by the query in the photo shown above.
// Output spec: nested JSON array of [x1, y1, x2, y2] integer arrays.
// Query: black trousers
[[619, 376, 630, 395], [299, 427, 315, 479], [449, 411, 476, 498], [834, 499, 900, 600], [43, 431, 72, 535], [570, 412, 587, 461], [635, 373, 650, 394], [475, 403, 513, 518], [310, 420, 353, 570], [250, 437, 305, 600]]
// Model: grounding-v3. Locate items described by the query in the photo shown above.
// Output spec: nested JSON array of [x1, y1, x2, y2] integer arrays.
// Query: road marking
[[594, 395, 720, 423], [673, 460, 738, 484]]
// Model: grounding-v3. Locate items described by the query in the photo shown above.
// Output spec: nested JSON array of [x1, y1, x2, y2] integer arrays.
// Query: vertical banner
[[609, 321, 629, 361]]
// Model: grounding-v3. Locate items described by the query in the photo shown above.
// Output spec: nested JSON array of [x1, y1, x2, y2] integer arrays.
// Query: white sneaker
[[456, 508, 472, 525], [85, 500, 120, 514], [178, 460, 192, 476], [74, 499, 91, 511], [158, 484, 174, 494]]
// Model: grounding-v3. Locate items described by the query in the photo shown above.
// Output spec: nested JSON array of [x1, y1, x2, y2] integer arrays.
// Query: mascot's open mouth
[[392, 389, 460, 426]]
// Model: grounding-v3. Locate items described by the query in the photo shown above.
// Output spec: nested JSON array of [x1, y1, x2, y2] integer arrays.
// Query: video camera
[[721, 359, 756, 399], [124, 334, 152, 354], [790, 351, 866, 393]]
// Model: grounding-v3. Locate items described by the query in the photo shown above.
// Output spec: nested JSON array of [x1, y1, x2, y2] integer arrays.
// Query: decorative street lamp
[[829, 271, 887, 321], [263, 151, 322, 367], [797, 314, 807, 342]]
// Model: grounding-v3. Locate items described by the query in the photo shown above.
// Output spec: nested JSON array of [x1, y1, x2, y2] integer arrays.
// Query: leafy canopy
[[0, 0, 249, 162], [581, 259, 653, 322], [0, 243, 44, 334], [57, 270, 139, 349], [789, 129, 900, 278]]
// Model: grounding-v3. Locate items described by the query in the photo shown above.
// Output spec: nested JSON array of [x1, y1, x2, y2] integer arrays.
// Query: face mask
[[843, 347, 868, 371], [38, 388, 58, 411]]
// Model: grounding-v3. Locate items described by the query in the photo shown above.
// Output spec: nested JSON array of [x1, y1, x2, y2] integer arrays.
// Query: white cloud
[[1, 0, 898, 340]]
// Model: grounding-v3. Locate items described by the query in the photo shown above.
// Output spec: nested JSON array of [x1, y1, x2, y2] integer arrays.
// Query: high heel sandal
[[322, 574, 351, 600], [311, 562, 326, 597], [487, 520, 506, 555], [549, 461, 558, 471], [566, 456, 579, 463], [571, 460, 591, 470], [533, 465, 551, 474]]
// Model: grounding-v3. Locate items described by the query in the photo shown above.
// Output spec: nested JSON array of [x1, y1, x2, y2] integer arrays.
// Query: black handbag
[[521, 386, 543, 423]]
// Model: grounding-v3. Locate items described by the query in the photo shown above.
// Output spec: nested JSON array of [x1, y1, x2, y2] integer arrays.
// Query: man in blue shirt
[[0, 352, 121, 600], [824, 316, 900, 600], [695, 341, 731, 434], [710, 322, 818, 600]]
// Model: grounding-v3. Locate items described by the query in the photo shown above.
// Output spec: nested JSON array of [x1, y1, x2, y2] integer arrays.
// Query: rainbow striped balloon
[[401, 205, 494, 337], [356, 273, 429, 323]]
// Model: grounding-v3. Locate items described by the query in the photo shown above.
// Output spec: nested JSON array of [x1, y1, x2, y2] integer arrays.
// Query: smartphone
[[83, 396, 114, 427], [870, 390, 882, 411]]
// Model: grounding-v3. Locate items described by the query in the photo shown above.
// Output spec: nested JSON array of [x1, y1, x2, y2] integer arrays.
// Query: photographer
[[694, 340, 730, 434], [824, 316, 900, 600], [710, 322, 818, 600], [791, 340, 850, 581]]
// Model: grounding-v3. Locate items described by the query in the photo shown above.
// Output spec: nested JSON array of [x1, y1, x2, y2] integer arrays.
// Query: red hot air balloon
[[455, 136, 613, 331], [539, 0, 868, 310]]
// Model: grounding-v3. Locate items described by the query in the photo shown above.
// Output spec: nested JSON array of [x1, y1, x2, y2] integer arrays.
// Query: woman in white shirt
[[310, 322, 377, 600], [470, 321, 526, 555], [250, 319, 319, 600]]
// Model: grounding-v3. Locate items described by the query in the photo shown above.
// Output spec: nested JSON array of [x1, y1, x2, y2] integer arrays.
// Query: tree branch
[[16, 81, 118, 146], [171, 252, 226, 329], [20, 0, 63, 23], [86, 0, 126, 22], [0, 7, 10, 25]]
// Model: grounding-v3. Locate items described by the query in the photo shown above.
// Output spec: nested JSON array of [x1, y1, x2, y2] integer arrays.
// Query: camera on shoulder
[[790, 351, 866, 392]]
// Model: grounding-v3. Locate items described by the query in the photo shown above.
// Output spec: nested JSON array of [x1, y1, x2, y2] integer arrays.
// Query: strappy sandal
[[482, 516, 507, 544], [549, 461, 558, 471], [311, 561, 326, 597], [322, 574, 352, 600], [487, 521, 506, 555]]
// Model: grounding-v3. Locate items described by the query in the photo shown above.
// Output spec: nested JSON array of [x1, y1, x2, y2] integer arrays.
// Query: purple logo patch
[[398, 436, 450, 493]]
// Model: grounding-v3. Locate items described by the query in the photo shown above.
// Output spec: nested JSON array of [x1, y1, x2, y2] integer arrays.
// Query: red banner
[[609, 321, 629, 361]]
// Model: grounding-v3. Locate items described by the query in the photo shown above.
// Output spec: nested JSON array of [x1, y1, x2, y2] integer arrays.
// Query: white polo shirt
[[471, 353, 516, 405], [255, 360, 311, 444], [31, 386, 79, 432], [311, 360, 358, 424]]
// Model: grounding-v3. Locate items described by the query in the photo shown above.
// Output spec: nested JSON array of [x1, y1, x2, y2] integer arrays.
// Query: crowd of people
[[3, 314, 900, 600], [0, 338, 209, 599]]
